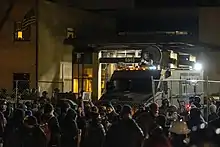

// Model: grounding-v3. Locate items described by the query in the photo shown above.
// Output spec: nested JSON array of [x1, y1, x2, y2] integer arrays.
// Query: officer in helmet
[[189, 96, 201, 108], [166, 105, 179, 125], [159, 99, 170, 115]]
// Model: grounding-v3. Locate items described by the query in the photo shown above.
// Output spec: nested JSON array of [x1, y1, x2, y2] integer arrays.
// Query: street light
[[194, 63, 203, 71]]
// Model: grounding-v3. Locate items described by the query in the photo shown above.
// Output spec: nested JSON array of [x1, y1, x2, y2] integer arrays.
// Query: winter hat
[[121, 105, 132, 116]]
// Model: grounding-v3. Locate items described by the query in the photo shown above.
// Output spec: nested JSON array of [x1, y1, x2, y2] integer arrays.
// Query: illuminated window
[[14, 21, 24, 41], [73, 66, 93, 93], [73, 79, 92, 93], [18, 31, 23, 39]]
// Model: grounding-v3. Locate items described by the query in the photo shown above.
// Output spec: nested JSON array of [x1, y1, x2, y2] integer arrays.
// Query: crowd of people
[[0, 90, 220, 147]]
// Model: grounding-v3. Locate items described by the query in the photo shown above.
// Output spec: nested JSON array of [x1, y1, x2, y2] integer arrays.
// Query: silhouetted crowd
[[1, 91, 220, 147]]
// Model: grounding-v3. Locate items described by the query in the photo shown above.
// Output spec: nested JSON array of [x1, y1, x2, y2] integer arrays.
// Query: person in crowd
[[159, 99, 170, 115], [208, 104, 218, 122], [91, 106, 99, 113], [187, 108, 206, 146], [41, 104, 61, 147], [136, 103, 159, 137], [40, 91, 49, 104], [166, 105, 179, 125], [23, 116, 47, 147], [99, 106, 110, 131], [82, 112, 105, 147], [133, 104, 146, 120], [169, 120, 191, 147], [188, 108, 206, 129], [104, 105, 144, 147], [3, 108, 25, 147], [0, 112, 6, 143], [61, 109, 78, 147], [115, 104, 122, 114], [144, 124, 172, 147], [58, 102, 70, 126], [105, 103, 119, 124], [156, 114, 170, 136]]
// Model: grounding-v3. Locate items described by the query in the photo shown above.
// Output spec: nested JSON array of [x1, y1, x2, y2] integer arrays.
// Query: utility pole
[[35, 0, 39, 91]]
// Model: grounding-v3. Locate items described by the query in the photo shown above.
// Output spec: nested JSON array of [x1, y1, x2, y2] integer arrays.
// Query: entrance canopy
[[69, 31, 220, 54], [95, 42, 201, 55]]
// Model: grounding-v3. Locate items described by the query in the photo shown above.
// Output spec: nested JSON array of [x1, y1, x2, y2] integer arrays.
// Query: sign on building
[[82, 92, 91, 101]]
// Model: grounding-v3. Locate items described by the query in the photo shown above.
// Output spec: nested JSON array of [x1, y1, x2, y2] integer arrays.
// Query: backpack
[[40, 116, 53, 143]]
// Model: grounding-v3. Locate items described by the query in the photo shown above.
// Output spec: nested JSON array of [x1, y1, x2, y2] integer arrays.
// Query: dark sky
[[135, 0, 220, 7]]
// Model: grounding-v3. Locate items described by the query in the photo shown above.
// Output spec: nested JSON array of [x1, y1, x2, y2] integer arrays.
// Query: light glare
[[194, 63, 202, 71], [149, 66, 156, 70]]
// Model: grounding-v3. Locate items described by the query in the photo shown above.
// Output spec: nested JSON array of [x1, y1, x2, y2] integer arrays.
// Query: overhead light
[[149, 66, 156, 70], [194, 63, 203, 71]]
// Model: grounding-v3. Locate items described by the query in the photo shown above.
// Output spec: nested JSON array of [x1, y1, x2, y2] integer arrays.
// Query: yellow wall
[[0, 0, 36, 90], [37, 1, 115, 95]]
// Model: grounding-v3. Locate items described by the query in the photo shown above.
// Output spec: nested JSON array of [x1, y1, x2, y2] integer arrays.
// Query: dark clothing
[[208, 118, 220, 145], [42, 114, 61, 147], [208, 113, 218, 122], [171, 134, 188, 147], [187, 115, 205, 130], [82, 121, 105, 147], [3, 125, 23, 147], [187, 116, 206, 145], [22, 126, 47, 147], [136, 112, 156, 136], [159, 106, 168, 116], [3, 109, 24, 147], [58, 113, 67, 128], [61, 119, 78, 147], [104, 118, 144, 147], [144, 135, 172, 147], [107, 111, 119, 124]]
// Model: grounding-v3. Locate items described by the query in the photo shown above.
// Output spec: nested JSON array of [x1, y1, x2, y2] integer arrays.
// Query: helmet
[[162, 99, 169, 106], [194, 96, 201, 103], [168, 105, 178, 112], [169, 120, 190, 135]]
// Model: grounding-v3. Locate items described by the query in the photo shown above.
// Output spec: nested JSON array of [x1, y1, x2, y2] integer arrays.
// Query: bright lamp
[[194, 63, 202, 71]]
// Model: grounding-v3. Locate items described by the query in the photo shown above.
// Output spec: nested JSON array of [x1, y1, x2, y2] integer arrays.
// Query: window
[[14, 21, 24, 41], [66, 28, 76, 39], [14, 21, 31, 41], [13, 73, 30, 92], [73, 66, 93, 93], [17, 31, 23, 39]]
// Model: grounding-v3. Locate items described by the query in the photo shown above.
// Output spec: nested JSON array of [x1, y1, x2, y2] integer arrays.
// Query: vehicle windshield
[[109, 70, 160, 94], [112, 78, 153, 93]]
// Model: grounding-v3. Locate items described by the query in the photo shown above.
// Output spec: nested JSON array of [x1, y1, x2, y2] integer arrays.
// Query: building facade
[[1, 0, 220, 99], [0, 0, 36, 90], [0, 0, 116, 98]]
